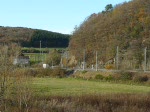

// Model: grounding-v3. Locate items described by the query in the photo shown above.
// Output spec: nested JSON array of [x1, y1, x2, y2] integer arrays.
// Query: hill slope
[[69, 0, 150, 68], [0, 26, 70, 47]]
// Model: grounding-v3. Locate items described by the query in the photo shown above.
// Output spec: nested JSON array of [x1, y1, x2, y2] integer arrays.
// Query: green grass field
[[31, 78, 150, 96], [22, 47, 66, 52], [22, 47, 66, 62], [23, 53, 48, 62]]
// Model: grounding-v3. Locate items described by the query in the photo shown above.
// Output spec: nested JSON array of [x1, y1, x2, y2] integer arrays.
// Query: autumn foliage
[[69, 0, 150, 66], [0, 27, 70, 47]]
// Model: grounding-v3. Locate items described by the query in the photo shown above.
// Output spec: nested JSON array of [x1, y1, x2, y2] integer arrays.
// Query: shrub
[[105, 75, 114, 81], [23, 68, 67, 78], [120, 72, 133, 80], [133, 75, 149, 82], [33, 68, 52, 77], [82, 70, 87, 74], [66, 70, 75, 76], [112, 74, 121, 80], [25, 69, 37, 77], [95, 74, 104, 80], [105, 64, 114, 70], [46, 49, 61, 65], [51, 68, 66, 78]]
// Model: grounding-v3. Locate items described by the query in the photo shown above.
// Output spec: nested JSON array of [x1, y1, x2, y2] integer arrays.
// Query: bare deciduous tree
[[0, 43, 21, 109]]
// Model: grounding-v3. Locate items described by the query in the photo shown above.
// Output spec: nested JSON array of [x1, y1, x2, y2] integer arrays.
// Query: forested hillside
[[30, 30, 70, 47], [0, 26, 70, 47], [69, 0, 150, 67]]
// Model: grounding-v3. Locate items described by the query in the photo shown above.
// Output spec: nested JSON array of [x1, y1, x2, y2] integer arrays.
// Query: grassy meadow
[[22, 47, 66, 62], [22, 47, 66, 51], [27, 78, 150, 112], [31, 77, 150, 97], [1, 71, 150, 112]]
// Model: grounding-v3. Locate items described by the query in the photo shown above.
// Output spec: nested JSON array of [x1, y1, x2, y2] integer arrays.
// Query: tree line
[[29, 30, 70, 48], [0, 27, 71, 48]]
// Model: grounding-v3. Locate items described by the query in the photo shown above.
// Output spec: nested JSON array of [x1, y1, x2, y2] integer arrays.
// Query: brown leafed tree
[[69, 0, 150, 68]]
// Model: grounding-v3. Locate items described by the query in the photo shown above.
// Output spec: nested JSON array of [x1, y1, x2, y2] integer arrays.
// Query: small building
[[43, 64, 49, 69], [13, 56, 30, 66]]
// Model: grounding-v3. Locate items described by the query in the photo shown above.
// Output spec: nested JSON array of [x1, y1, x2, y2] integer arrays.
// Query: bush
[[25, 69, 37, 77], [105, 64, 114, 70], [120, 72, 133, 80], [133, 75, 149, 82], [95, 74, 104, 80], [46, 49, 61, 65], [82, 70, 87, 74], [29, 68, 66, 78], [36, 68, 52, 77], [105, 75, 114, 81], [51, 68, 66, 78]]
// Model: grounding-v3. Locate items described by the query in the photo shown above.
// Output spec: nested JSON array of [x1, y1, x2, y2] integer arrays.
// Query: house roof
[[17, 56, 29, 59]]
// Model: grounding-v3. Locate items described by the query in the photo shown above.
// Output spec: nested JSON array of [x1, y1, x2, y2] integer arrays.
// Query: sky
[[0, 0, 130, 34]]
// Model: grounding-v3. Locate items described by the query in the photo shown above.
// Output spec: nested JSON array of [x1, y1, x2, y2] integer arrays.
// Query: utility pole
[[60, 53, 63, 68], [144, 47, 147, 72], [96, 51, 98, 71], [116, 46, 119, 70], [52, 60, 53, 69], [60, 57, 63, 68], [83, 49, 85, 70], [40, 40, 41, 61], [66, 51, 68, 69], [42, 50, 43, 62]]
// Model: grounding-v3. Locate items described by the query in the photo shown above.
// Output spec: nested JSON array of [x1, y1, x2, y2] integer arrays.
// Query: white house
[[13, 56, 30, 66]]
